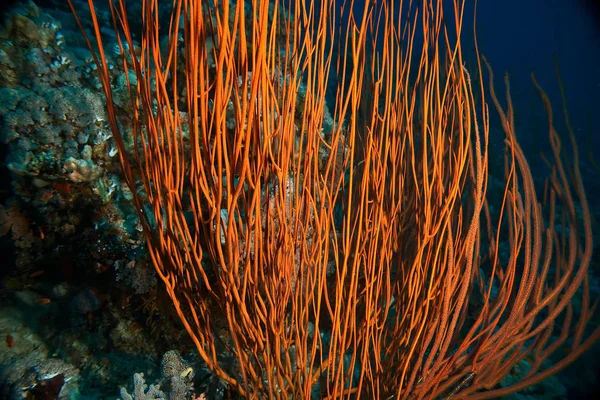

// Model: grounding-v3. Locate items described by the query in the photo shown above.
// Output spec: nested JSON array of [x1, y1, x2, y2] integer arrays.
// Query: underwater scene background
[[0, 0, 599, 399]]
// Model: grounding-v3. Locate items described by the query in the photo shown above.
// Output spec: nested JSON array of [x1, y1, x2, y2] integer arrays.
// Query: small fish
[[29, 270, 45, 278], [40, 192, 54, 201], [5, 335, 14, 348], [38, 298, 51, 305]]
